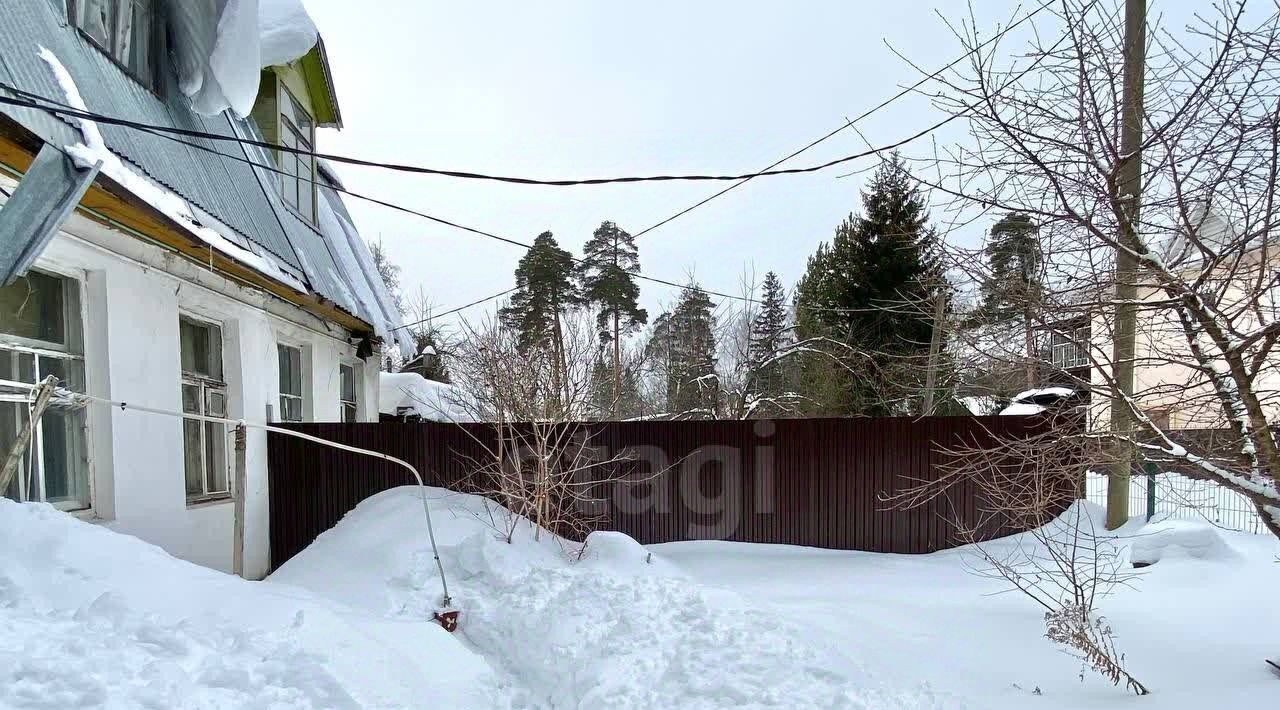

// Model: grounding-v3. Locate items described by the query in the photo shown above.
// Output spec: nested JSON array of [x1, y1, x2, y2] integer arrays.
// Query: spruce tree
[[747, 271, 790, 416], [793, 153, 942, 415], [577, 221, 648, 416], [499, 231, 580, 406]]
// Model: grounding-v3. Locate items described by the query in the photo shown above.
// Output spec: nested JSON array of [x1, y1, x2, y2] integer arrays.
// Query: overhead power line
[[623, 0, 1057, 244], [0, 87, 759, 329], [0, 1, 1058, 329], [0, 86, 956, 186]]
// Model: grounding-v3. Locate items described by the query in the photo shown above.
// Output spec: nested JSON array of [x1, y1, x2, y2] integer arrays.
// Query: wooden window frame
[[0, 270, 91, 512], [66, 0, 162, 93], [277, 343, 305, 423], [179, 315, 230, 504], [339, 361, 360, 423], [276, 84, 317, 224]]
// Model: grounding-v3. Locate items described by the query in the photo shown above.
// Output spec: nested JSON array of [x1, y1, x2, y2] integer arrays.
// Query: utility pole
[[1108, 0, 1146, 530], [922, 282, 947, 415]]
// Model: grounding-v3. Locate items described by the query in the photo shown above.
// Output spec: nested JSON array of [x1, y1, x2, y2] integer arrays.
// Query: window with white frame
[[277, 344, 304, 422], [179, 317, 228, 501], [1050, 325, 1090, 370], [339, 362, 360, 422], [0, 271, 90, 511], [68, 0, 157, 88]]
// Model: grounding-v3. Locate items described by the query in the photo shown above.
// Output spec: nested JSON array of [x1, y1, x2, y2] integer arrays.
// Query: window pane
[[124, 0, 151, 80], [180, 320, 205, 375], [206, 388, 226, 418], [278, 345, 301, 396], [74, 0, 114, 48], [180, 320, 223, 380], [340, 364, 355, 401], [204, 420, 227, 494], [0, 272, 65, 345], [280, 395, 302, 423], [183, 418, 203, 496], [181, 383, 200, 414], [18, 352, 35, 384], [0, 402, 25, 502], [342, 403, 358, 423], [298, 170, 314, 219], [40, 409, 89, 509]]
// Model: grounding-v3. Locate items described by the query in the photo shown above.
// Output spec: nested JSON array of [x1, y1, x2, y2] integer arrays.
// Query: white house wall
[[22, 198, 381, 580]]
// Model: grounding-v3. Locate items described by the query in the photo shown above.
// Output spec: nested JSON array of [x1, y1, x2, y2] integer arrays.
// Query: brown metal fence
[[266, 416, 1062, 571]]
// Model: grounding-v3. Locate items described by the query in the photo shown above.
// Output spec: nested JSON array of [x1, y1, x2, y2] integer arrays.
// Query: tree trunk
[[1107, 0, 1146, 531], [612, 311, 621, 418]]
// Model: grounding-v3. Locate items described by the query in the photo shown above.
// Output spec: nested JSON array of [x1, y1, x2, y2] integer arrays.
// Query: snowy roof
[[0, 1, 409, 357], [379, 373, 472, 423]]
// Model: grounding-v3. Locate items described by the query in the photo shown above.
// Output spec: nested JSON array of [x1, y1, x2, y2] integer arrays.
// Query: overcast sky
[[299, 1, 1173, 330]]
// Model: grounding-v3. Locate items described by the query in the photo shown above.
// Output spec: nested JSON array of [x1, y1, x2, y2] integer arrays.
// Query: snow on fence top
[[379, 372, 472, 422]]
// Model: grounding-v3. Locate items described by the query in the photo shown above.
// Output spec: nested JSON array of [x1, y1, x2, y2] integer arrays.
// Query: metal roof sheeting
[[0, 0, 406, 347]]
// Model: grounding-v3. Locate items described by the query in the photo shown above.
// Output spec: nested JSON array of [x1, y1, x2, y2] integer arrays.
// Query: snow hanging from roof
[[169, 0, 319, 117]]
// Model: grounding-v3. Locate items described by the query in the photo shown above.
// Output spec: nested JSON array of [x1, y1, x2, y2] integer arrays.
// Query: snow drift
[[0, 498, 505, 708]]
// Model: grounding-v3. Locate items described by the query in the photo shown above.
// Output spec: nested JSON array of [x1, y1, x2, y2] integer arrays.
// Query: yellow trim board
[[0, 133, 370, 334]]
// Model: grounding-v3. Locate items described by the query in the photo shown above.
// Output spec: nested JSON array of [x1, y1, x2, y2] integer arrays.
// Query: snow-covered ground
[[4, 486, 1277, 708], [0, 497, 503, 708], [656, 508, 1280, 709]]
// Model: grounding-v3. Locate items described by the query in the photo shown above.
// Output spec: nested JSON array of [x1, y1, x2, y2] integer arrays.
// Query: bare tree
[[439, 311, 651, 551], [909, 0, 1280, 536], [885, 418, 1149, 694]]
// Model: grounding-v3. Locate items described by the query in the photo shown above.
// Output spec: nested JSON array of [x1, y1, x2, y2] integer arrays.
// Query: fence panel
[[266, 416, 1063, 571]]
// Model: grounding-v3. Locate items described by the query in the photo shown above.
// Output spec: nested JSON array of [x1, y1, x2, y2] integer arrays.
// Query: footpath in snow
[[271, 487, 954, 709]]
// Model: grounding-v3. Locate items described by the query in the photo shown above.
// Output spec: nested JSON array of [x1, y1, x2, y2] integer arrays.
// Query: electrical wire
[[0, 87, 760, 324], [0, 88, 948, 187], [623, 0, 1057, 245], [1, 2, 1056, 327], [1, 2, 1053, 191]]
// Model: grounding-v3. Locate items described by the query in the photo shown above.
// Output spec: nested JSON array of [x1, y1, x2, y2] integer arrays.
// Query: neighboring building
[[1036, 216, 1279, 434], [0, 1, 409, 578]]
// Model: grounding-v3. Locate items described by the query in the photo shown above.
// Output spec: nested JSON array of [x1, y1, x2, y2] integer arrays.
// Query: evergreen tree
[[979, 212, 1041, 321], [646, 284, 718, 417], [577, 221, 648, 416], [793, 154, 943, 415], [746, 271, 790, 416], [368, 239, 405, 316], [499, 231, 580, 406], [978, 212, 1043, 388]]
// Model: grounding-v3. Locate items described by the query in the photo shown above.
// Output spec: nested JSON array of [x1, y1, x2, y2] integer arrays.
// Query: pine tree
[[746, 272, 790, 416], [979, 213, 1041, 321], [978, 212, 1042, 388], [499, 231, 580, 406], [577, 221, 648, 416], [793, 153, 942, 415], [646, 284, 718, 417]]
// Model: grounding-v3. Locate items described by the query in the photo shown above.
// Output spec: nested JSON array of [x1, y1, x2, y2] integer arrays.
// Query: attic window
[[68, 0, 156, 89], [276, 86, 317, 223]]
